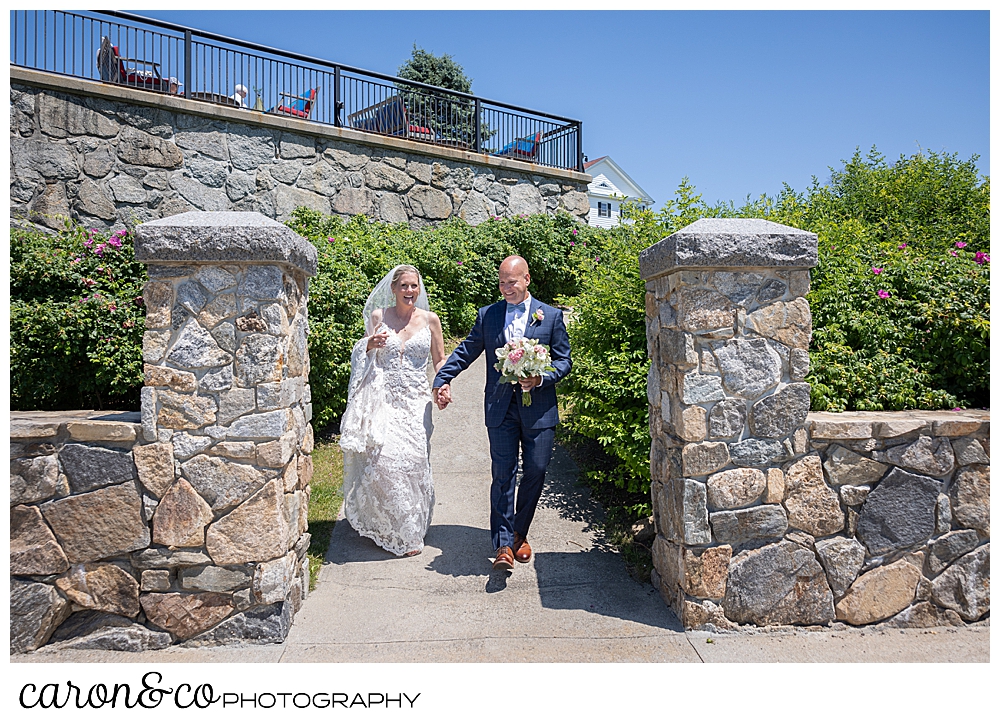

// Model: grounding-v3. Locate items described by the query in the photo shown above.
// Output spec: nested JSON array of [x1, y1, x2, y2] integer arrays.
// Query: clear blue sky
[[129, 9, 989, 210]]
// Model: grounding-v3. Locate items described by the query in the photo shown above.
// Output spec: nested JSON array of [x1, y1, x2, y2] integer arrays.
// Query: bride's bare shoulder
[[423, 310, 443, 331]]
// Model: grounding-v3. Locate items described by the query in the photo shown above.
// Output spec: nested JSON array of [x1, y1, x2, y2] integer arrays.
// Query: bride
[[339, 265, 446, 556]]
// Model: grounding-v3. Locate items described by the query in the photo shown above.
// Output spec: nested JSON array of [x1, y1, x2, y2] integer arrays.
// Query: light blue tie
[[506, 302, 526, 314]]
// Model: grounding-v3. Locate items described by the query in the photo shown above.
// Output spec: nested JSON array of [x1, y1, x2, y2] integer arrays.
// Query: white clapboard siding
[[584, 156, 654, 227]]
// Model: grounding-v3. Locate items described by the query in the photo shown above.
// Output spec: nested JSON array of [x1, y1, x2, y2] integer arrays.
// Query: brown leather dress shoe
[[493, 546, 514, 570], [512, 533, 532, 563]]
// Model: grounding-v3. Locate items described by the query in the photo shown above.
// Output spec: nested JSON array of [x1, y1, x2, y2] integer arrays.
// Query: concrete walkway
[[13, 356, 989, 663]]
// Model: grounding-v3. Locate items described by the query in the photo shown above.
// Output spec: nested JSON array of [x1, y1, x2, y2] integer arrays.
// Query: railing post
[[334, 65, 342, 126], [474, 99, 482, 153], [577, 122, 584, 172], [183, 29, 191, 99]]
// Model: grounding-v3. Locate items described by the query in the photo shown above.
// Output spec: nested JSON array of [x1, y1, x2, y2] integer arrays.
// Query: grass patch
[[557, 429, 654, 584], [306, 434, 345, 590]]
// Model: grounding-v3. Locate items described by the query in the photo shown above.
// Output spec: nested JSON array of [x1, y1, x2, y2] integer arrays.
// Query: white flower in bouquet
[[494, 338, 556, 407]]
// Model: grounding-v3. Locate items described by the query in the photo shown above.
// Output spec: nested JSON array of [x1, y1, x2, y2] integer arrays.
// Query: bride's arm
[[428, 312, 447, 376], [366, 309, 389, 352]]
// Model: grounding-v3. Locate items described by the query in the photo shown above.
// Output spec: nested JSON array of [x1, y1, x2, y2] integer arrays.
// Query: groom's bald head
[[499, 256, 530, 304], [500, 255, 529, 276]]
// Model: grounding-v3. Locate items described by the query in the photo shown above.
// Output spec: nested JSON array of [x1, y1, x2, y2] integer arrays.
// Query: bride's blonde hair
[[391, 264, 421, 290]]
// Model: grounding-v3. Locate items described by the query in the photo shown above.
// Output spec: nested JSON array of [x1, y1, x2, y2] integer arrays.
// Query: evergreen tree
[[397, 44, 473, 94], [396, 44, 490, 146]]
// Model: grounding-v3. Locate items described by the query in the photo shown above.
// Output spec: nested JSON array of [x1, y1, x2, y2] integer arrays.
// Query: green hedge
[[11, 223, 147, 411]]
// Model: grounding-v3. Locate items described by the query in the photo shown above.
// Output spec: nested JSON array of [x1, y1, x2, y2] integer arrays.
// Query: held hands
[[366, 330, 390, 352], [433, 383, 453, 410]]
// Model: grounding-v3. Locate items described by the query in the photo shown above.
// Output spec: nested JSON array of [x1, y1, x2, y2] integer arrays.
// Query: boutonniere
[[530, 308, 545, 325]]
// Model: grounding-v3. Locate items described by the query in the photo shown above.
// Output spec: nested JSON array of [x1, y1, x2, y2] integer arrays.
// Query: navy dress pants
[[486, 394, 556, 551]]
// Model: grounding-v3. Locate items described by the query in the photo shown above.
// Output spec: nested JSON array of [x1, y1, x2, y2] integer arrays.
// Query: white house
[[583, 155, 654, 228]]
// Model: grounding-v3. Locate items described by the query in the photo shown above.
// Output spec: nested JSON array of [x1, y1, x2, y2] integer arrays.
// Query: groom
[[433, 256, 572, 571]]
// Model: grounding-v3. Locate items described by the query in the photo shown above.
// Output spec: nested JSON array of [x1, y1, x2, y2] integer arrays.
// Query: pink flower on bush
[[328, 237, 335, 243], [83, 278, 96, 287], [572, 229, 578, 236], [871, 267, 882, 275], [94, 244, 106, 257], [508, 349, 524, 363], [955, 241, 967, 248], [457, 261, 463, 266], [877, 289, 891, 299], [898, 243, 907, 249], [107, 236, 122, 249], [950, 250, 958, 257], [975, 251, 990, 265], [595, 256, 600, 262], [108, 304, 117, 312]]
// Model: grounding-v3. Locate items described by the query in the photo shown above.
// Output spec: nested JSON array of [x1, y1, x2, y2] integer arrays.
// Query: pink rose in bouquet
[[494, 338, 556, 406]]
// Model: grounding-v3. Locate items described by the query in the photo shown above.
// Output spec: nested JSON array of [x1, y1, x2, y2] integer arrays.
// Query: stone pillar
[[641, 219, 831, 630], [133, 211, 317, 645]]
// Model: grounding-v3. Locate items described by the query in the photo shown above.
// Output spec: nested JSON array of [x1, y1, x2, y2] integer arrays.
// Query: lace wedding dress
[[340, 323, 435, 556]]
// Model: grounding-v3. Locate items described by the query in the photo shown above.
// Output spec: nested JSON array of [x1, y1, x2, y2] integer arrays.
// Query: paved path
[[13, 356, 989, 663]]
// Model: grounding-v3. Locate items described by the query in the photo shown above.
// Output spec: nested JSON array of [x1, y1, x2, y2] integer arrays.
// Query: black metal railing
[[10, 9, 584, 172]]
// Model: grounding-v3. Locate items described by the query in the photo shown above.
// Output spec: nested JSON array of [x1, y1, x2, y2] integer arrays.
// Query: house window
[[597, 202, 612, 218]]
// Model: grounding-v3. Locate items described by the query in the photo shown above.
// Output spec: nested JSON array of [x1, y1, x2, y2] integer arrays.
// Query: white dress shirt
[[503, 293, 544, 388], [503, 292, 532, 343]]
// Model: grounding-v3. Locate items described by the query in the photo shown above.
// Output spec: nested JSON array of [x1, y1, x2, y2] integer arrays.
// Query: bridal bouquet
[[494, 338, 556, 407]]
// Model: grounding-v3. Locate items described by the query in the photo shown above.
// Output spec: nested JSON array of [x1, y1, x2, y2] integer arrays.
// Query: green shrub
[[11, 223, 147, 410], [744, 148, 991, 410], [556, 180, 732, 503]]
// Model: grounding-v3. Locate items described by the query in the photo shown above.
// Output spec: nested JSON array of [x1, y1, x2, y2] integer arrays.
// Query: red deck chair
[[96, 37, 179, 94], [271, 88, 318, 119]]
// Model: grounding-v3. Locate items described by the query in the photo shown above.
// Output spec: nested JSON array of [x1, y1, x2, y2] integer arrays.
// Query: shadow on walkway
[[533, 550, 683, 632]]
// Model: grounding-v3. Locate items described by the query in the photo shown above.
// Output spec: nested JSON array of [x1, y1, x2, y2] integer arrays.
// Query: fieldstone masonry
[[642, 219, 990, 631], [10, 71, 591, 232], [10, 212, 317, 653]]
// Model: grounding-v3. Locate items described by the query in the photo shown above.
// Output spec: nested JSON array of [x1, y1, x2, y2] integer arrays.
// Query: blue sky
[[129, 9, 989, 210]]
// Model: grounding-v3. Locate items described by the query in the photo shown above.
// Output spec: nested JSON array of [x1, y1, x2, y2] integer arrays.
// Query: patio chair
[[347, 95, 436, 142], [96, 36, 180, 94], [270, 87, 318, 119], [493, 131, 542, 162]]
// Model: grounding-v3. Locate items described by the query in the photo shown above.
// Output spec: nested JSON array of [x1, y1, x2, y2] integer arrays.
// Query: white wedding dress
[[340, 323, 435, 556]]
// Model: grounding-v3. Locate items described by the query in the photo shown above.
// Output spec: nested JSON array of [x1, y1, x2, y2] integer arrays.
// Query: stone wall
[[642, 219, 990, 631], [10, 212, 318, 654], [11, 68, 592, 232]]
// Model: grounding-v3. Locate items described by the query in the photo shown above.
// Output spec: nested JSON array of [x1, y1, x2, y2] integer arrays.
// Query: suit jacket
[[433, 297, 572, 429]]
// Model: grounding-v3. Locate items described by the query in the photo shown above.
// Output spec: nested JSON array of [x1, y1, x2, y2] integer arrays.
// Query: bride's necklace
[[384, 306, 421, 345]]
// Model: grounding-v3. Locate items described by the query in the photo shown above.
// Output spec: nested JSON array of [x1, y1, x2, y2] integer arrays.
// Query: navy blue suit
[[434, 297, 572, 551]]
